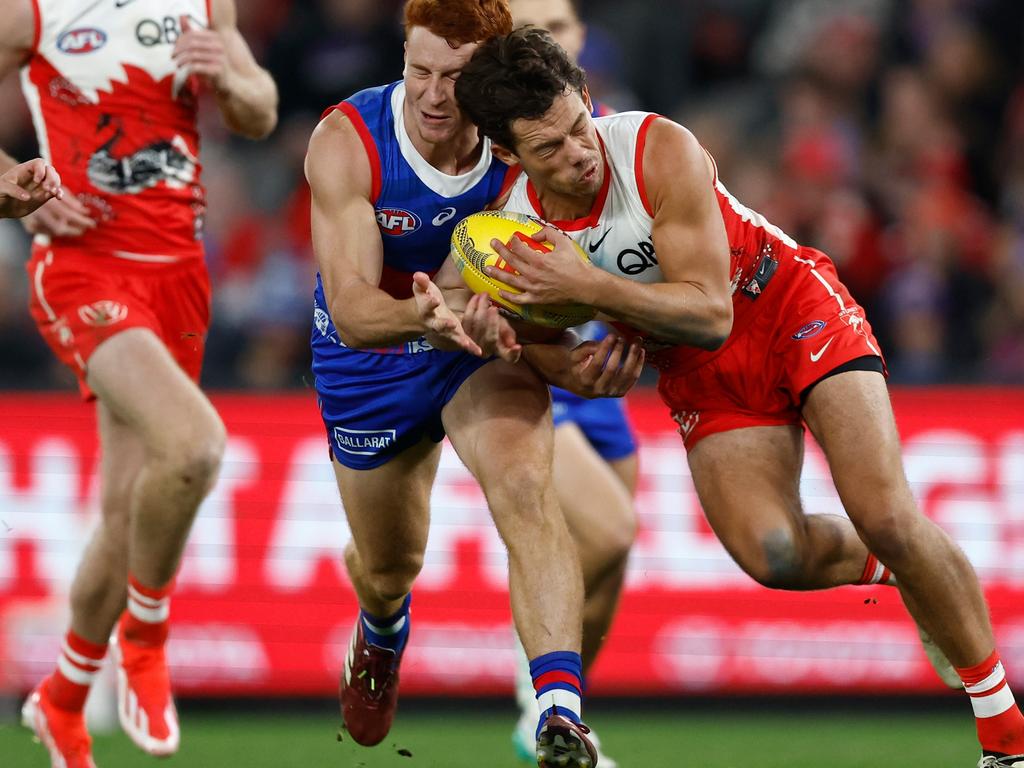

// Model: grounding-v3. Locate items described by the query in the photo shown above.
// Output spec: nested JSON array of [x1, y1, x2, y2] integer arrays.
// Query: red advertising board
[[1, 389, 1023, 697]]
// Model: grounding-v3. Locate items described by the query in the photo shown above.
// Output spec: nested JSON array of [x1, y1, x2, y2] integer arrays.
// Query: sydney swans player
[[0, 1, 277, 767], [503, 1, 637, 765], [456, 28, 1024, 768], [305, 2, 639, 765]]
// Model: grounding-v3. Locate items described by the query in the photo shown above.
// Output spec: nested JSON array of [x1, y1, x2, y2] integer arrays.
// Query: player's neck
[[533, 187, 598, 223], [403, 105, 483, 175]]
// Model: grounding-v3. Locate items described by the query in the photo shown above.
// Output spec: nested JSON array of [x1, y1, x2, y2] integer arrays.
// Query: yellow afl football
[[449, 210, 597, 329]]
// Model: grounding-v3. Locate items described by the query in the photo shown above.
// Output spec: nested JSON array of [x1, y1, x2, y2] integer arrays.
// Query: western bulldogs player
[[456, 28, 1024, 768], [0, 1, 277, 766], [305, 2, 641, 765], [505, 2, 637, 765]]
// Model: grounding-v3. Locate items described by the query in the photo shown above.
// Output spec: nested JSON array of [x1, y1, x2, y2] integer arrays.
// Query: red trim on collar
[[525, 135, 611, 231]]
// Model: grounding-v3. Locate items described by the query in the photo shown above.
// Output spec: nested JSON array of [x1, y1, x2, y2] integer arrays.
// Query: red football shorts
[[656, 246, 886, 450], [26, 244, 211, 399]]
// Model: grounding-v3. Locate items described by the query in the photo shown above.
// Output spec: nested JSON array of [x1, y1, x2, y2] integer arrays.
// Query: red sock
[[858, 553, 895, 585], [121, 573, 173, 647], [46, 630, 107, 712], [958, 650, 1024, 755]]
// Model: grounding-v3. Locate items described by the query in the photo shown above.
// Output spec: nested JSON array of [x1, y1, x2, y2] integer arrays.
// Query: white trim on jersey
[[716, 178, 798, 250], [391, 83, 493, 199]]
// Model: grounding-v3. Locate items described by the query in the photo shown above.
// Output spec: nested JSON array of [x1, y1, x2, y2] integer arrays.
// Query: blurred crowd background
[[0, 0, 1021, 390]]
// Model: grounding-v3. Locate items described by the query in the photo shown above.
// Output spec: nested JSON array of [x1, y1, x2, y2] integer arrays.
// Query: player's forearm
[[328, 287, 427, 349], [215, 68, 278, 140], [585, 270, 732, 349]]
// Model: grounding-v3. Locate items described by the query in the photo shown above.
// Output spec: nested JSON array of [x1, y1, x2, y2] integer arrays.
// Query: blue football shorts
[[550, 386, 637, 462], [312, 320, 490, 471]]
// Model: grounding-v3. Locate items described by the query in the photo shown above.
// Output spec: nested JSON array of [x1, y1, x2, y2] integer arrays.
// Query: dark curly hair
[[455, 26, 588, 150]]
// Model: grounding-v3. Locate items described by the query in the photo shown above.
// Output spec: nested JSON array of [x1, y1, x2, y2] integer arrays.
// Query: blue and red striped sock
[[360, 594, 411, 656], [530, 650, 584, 737]]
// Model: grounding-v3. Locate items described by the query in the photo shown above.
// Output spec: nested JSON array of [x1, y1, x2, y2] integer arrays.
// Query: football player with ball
[[304, 2, 641, 766], [455, 26, 1024, 768]]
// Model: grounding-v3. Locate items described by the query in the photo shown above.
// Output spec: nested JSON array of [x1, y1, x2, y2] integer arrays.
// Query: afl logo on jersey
[[376, 208, 421, 236], [792, 320, 826, 340], [58, 28, 108, 55]]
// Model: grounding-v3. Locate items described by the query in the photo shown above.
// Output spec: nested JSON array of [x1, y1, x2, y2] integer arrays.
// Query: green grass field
[[0, 703, 981, 767]]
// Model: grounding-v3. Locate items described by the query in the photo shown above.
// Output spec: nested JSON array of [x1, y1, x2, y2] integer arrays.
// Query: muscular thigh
[[801, 370, 915, 524], [686, 425, 805, 572], [333, 437, 441, 569], [87, 327, 220, 451], [442, 359, 553, 491]]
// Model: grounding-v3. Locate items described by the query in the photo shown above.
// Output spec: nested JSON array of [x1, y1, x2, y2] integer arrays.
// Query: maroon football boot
[[536, 711, 599, 768], [339, 619, 404, 746]]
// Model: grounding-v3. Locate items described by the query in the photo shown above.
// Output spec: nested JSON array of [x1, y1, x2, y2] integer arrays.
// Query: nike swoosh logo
[[115, 0, 138, 7], [810, 338, 834, 362], [588, 228, 612, 253]]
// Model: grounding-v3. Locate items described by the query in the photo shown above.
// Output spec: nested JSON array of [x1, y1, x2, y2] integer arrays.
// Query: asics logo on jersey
[[588, 227, 612, 253], [376, 208, 421, 236], [809, 338, 834, 362], [432, 207, 457, 226], [617, 237, 658, 275], [57, 28, 107, 55]]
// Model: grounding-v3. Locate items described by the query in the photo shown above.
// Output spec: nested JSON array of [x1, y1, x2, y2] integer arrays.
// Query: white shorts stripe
[[33, 251, 58, 322]]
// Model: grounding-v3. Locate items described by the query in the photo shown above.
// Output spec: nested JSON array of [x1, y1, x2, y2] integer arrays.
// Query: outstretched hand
[[460, 293, 522, 363], [412, 272, 483, 356], [0, 159, 63, 220]]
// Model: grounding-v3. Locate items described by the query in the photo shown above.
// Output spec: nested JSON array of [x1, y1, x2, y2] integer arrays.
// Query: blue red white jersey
[[319, 81, 512, 301], [20, 0, 210, 260]]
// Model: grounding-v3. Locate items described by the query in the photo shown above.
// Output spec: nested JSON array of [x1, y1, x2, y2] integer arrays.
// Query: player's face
[[505, 90, 603, 200], [510, 0, 585, 61], [403, 27, 478, 145]]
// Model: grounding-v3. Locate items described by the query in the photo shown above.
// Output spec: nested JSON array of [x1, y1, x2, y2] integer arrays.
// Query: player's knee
[[163, 415, 226, 492], [747, 528, 805, 589], [365, 557, 422, 604]]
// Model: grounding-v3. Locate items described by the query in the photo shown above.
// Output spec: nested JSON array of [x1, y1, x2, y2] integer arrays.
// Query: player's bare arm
[[491, 120, 733, 349], [175, 0, 278, 140], [306, 112, 481, 355], [0, 158, 62, 218], [0, 0, 94, 236]]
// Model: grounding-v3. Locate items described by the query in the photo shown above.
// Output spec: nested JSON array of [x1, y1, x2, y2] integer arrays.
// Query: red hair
[[404, 0, 513, 46]]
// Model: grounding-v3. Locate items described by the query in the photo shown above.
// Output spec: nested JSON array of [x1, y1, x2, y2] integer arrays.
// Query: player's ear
[[582, 85, 593, 113], [490, 144, 519, 167]]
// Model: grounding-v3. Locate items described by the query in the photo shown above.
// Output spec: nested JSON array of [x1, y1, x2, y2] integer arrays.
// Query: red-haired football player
[[0, 1, 277, 766], [456, 27, 1024, 768], [305, 1, 641, 765]]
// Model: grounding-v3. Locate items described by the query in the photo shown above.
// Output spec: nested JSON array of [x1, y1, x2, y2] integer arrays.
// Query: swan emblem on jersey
[[87, 115, 197, 195]]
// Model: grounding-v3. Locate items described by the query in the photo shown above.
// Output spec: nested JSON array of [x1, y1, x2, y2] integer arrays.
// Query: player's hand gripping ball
[[449, 210, 596, 329]]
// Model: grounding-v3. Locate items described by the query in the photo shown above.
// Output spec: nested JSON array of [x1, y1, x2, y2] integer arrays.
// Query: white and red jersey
[[501, 111, 802, 363], [21, 0, 210, 260]]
